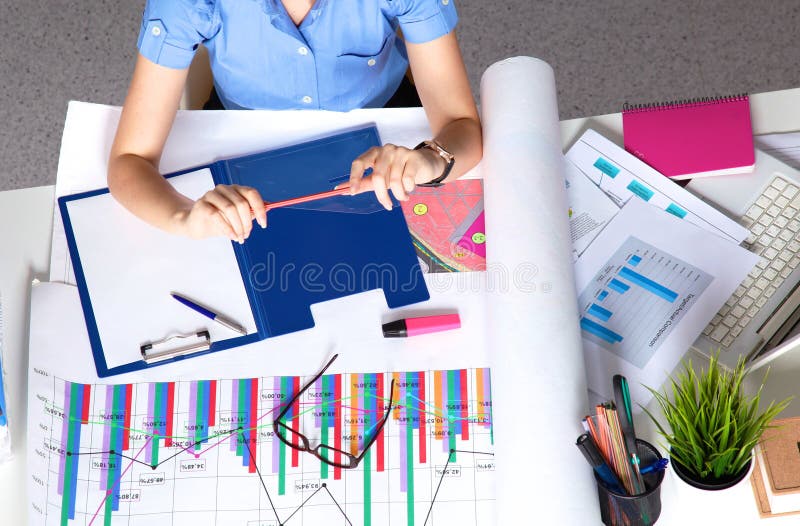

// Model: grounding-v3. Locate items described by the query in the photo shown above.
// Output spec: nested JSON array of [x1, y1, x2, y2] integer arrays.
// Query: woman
[[108, 0, 482, 243]]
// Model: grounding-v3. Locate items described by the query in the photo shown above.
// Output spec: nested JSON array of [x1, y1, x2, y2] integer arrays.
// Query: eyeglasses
[[272, 354, 395, 469]]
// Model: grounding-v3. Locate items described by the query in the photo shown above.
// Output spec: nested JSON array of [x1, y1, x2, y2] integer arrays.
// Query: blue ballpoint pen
[[640, 458, 669, 475], [170, 292, 247, 336]]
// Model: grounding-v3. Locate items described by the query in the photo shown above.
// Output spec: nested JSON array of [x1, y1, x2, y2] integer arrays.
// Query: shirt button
[[302, 96, 312, 104], [151, 26, 162, 37], [442, 0, 450, 4], [298, 46, 309, 56], [367, 58, 376, 67]]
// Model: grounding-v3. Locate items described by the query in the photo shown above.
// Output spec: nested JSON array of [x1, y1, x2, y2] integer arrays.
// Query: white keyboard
[[703, 176, 800, 347]]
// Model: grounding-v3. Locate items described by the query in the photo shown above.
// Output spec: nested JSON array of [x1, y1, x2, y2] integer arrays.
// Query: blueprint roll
[[480, 57, 597, 522]]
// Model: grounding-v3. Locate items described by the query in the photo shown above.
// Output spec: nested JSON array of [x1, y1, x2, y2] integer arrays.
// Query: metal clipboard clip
[[140, 330, 211, 364]]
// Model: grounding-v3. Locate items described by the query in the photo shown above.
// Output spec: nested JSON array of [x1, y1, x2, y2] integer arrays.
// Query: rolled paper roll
[[481, 56, 597, 523]]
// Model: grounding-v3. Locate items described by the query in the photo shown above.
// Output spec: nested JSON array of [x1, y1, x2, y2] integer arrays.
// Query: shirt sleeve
[[137, 0, 218, 69], [394, 0, 458, 44]]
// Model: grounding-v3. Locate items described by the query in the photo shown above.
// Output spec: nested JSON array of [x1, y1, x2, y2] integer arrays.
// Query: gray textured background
[[1, 0, 798, 191]]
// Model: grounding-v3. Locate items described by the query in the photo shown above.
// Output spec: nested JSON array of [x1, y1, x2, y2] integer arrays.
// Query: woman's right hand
[[175, 184, 267, 243]]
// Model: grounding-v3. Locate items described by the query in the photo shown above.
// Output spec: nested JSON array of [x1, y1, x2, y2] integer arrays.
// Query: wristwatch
[[414, 140, 455, 187]]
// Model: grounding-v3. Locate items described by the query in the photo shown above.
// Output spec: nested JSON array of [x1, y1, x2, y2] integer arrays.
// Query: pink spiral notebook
[[622, 94, 755, 180]]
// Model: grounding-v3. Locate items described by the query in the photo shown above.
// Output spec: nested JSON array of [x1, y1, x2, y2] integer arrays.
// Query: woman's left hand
[[346, 144, 445, 210]]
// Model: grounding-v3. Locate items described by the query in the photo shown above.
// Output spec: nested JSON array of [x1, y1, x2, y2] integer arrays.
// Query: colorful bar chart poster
[[29, 367, 494, 526], [577, 236, 713, 368], [401, 180, 486, 273]]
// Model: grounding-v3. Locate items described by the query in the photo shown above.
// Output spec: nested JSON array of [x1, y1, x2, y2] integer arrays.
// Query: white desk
[[2, 88, 799, 525]]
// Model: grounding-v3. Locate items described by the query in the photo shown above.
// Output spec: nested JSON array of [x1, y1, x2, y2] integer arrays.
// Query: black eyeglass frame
[[272, 354, 396, 469]]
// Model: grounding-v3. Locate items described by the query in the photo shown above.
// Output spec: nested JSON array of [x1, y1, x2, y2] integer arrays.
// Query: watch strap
[[414, 140, 455, 187]]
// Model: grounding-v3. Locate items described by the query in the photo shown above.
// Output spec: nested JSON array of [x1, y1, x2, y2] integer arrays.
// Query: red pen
[[251, 185, 351, 216]]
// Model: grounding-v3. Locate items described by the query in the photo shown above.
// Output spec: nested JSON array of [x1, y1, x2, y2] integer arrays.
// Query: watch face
[[430, 141, 454, 162]]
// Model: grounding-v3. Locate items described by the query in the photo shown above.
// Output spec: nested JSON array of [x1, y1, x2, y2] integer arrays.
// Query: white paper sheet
[[566, 129, 749, 244], [63, 169, 258, 370], [480, 57, 597, 524], [28, 278, 489, 385], [574, 199, 759, 406], [565, 159, 619, 259], [26, 280, 493, 526]]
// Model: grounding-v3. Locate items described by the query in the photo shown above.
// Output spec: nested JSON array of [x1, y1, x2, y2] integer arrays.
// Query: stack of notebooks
[[622, 94, 755, 180], [752, 417, 800, 517]]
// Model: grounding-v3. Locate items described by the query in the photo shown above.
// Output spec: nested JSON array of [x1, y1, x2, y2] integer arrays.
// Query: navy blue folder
[[60, 126, 430, 377]]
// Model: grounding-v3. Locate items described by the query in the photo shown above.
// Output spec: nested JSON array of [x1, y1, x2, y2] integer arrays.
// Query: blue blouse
[[137, 0, 458, 111]]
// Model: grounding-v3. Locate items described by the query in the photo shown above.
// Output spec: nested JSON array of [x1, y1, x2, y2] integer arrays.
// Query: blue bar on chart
[[619, 266, 678, 302], [597, 290, 609, 301], [588, 304, 613, 322], [608, 279, 630, 294], [580, 318, 624, 344], [578, 238, 713, 368]]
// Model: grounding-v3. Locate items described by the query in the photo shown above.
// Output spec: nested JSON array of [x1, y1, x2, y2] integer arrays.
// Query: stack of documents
[[564, 130, 757, 405]]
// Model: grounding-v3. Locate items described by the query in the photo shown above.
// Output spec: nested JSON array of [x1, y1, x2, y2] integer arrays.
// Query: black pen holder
[[594, 439, 665, 526]]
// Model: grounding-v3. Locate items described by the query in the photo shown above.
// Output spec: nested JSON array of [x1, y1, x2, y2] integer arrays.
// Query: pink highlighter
[[382, 314, 461, 338]]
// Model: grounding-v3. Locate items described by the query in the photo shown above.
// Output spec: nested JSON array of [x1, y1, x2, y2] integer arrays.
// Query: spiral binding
[[622, 93, 748, 113]]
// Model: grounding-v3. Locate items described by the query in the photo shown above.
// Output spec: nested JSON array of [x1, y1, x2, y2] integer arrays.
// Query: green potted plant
[[644, 352, 791, 491]]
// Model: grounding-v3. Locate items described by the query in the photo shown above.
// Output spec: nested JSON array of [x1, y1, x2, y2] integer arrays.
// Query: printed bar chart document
[[27, 282, 497, 526], [578, 237, 714, 369], [29, 369, 494, 526], [574, 199, 758, 406]]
